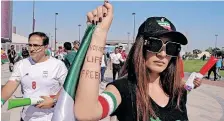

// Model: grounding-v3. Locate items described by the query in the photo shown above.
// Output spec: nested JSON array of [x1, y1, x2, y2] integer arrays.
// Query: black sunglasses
[[143, 37, 181, 57]]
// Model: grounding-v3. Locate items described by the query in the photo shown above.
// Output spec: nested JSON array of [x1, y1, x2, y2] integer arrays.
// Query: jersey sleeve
[[56, 61, 68, 86], [8, 61, 22, 82]]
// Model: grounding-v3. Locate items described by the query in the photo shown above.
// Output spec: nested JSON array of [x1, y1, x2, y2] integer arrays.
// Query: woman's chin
[[149, 66, 166, 73]]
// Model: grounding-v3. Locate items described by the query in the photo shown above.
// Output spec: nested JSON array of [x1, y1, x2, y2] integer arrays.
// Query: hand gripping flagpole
[[7, 95, 56, 110], [8, 98, 44, 110], [184, 56, 218, 91], [52, 24, 96, 121]]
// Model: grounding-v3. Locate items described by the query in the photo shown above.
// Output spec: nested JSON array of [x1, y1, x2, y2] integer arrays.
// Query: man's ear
[[44, 45, 49, 55]]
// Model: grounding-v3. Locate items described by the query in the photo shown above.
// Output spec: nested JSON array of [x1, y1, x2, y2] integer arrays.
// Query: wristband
[[1, 98, 5, 105], [98, 91, 117, 119]]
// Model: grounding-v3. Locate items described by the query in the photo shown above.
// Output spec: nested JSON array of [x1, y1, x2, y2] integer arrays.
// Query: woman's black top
[[107, 75, 188, 121]]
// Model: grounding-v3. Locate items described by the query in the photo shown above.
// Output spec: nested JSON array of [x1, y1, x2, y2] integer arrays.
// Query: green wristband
[[1, 98, 5, 105]]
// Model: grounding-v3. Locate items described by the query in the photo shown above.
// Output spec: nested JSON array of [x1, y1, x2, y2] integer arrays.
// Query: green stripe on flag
[[63, 24, 96, 98], [103, 91, 117, 112], [52, 24, 96, 121]]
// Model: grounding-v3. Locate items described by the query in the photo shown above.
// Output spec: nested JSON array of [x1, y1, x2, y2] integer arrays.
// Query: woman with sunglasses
[[75, 1, 201, 121]]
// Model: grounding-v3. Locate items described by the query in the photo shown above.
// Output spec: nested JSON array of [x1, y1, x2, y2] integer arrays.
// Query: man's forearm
[[1, 81, 19, 102]]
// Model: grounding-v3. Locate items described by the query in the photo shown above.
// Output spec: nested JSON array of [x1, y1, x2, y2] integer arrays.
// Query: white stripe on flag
[[52, 88, 76, 121], [100, 93, 114, 116]]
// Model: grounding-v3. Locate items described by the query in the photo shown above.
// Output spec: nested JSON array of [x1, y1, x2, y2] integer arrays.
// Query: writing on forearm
[[81, 69, 100, 80], [86, 56, 102, 64], [89, 45, 104, 53]]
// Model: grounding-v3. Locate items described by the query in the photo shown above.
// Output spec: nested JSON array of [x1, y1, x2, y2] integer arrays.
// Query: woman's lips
[[153, 60, 165, 65]]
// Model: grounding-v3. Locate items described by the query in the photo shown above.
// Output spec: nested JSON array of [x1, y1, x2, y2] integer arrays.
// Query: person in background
[[207, 64, 217, 81], [56, 46, 65, 61], [22, 47, 29, 58], [63, 42, 77, 69], [73, 40, 80, 52], [7, 45, 16, 65], [221, 54, 224, 70], [56, 46, 63, 55], [110, 47, 124, 81], [106, 52, 110, 59], [207, 54, 217, 81], [202, 54, 206, 61], [106, 51, 111, 66], [1, 48, 3, 64], [215, 55, 222, 80], [119, 46, 127, 60], [119, 46, 127, 67], [1, 48, 8, 64], [1, 48, 5, 54], [14, 50, 23, 63], [101, 50, 107, 83]]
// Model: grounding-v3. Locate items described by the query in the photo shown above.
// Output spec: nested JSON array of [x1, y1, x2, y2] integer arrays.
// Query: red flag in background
[[179, 58, 184, 79]]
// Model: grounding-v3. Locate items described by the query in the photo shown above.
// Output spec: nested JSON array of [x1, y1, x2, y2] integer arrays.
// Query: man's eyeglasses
[[143, 37, 181, 57], [27, 44, 44, 51]]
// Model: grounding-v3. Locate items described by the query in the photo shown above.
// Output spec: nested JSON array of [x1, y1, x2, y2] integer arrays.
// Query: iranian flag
[[157, 21, 171, 31], [52, 24, 96, 121]]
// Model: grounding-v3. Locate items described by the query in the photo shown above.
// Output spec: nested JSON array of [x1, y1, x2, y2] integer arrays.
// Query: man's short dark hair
[[73, 40, 80, 45], [28, 32, 49, 45], [64, 42, 72, 50], [119, 46, 123, 49]]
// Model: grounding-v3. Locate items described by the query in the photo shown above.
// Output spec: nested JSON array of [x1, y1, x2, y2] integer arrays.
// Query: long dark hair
[[119, 35, 184, 121]]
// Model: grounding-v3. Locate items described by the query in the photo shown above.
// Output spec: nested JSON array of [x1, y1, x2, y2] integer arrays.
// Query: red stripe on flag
[[199, 56, 218, 75], [98, 96, 109, 119]]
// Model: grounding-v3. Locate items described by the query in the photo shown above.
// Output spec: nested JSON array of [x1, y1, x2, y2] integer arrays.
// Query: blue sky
[[13, 1, 224, 51]]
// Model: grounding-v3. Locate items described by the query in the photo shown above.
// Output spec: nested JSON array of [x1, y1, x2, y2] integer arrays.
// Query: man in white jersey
[[1, 32, 68, 121]]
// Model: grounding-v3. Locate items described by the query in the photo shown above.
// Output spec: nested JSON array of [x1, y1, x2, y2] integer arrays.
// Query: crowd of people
[[44, 40, 128, 83], [2, 38, 128, 83]]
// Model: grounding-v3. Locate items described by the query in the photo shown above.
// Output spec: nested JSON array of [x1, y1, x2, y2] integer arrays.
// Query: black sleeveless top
[[107, 75, 188, 121]]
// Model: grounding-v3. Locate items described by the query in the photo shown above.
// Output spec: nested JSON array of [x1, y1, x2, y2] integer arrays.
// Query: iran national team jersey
[[9, 57, 68, 121]]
